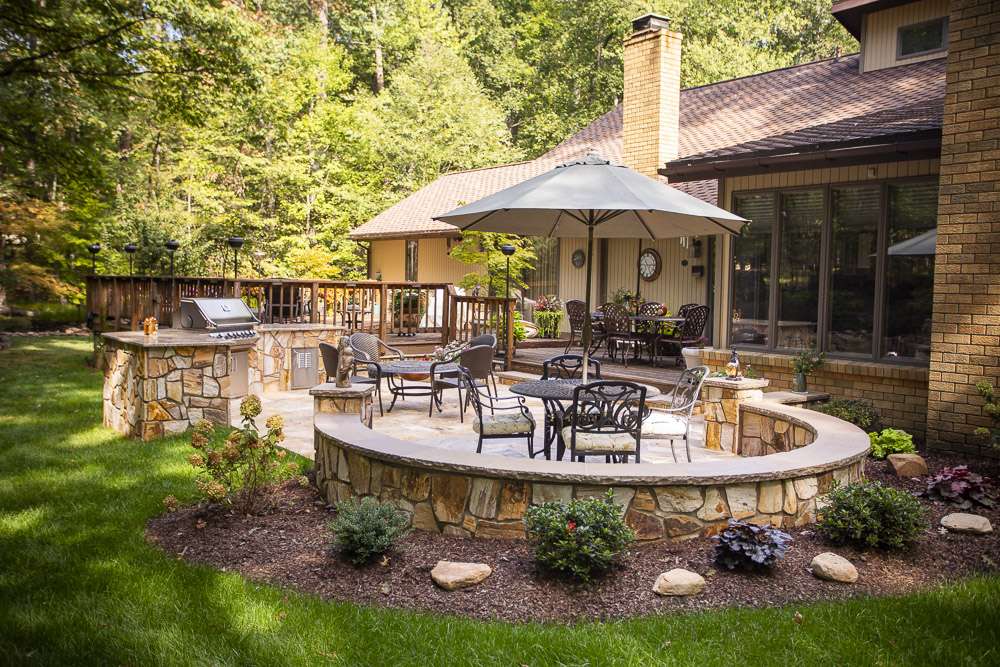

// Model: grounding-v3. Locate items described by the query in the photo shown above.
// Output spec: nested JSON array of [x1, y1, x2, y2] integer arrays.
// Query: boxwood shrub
[[524, 490, 634, 581], [818, 482, 926, 550], [330, 497, 408, 565]]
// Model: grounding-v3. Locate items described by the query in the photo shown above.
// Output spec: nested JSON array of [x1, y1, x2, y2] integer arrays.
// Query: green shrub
[[714, 519, 792, 570], [534, 310, 563, 338], [0, 316, 31, 332], [524, 490, 634, 581], [868, 428, 916, 459], [330, 497, 408, 565], [818, 482, 927, 550], [188, 396, 299, 514], [815, 398, 883, 432]]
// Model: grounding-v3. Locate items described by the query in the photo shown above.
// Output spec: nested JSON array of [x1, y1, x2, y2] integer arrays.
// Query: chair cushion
[[642, 413, 688, 439], [474, 413, 534, 435], [561, 427, 637, 453]]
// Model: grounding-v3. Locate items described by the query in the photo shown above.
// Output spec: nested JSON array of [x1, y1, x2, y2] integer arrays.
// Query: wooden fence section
[[85, 276, 516, 360]]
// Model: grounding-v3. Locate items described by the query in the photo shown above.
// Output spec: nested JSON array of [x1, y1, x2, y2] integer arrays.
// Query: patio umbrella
[[887, 228, 937, 256], [434, 153, 747, 381]]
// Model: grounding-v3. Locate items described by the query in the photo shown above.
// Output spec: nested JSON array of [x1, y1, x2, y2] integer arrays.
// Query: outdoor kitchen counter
[[101, 330, 254, 441], [102, 329, 258, 348]]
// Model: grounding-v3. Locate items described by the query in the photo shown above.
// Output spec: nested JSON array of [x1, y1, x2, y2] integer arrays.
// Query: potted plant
[[792, 349, 825, 392], [533, 295, 563, 339]]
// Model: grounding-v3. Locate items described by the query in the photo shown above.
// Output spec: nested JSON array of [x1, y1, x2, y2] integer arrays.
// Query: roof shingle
[[351, 54, 944, 240]]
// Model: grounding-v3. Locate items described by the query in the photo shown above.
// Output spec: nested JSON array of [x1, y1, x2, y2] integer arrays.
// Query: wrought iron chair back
[[602, 303, 632, 335], [565, 300, 587, 334], [679, 305, 709, 341], [541, 354, 602, 380], [638, 301, 662, 316], [661, 365, 709, 412], [570, 381, 647, 438], [677, 303, 699, 319]]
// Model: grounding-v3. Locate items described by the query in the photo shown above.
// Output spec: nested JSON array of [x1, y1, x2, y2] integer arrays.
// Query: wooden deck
[[511, 346, 683, 391]]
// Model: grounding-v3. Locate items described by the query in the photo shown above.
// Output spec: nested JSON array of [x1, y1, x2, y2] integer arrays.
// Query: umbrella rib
[[632, 210, 656, 240], [563, 210, 589, 225], [545, 211, 564, 238], [706, 217, 744, 235], [459, 209, 501, 232]]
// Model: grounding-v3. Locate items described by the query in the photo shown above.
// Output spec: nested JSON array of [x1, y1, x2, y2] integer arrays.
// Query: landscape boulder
[[887, 453, 928, 478], [430, 560, 492, 591], [810, 552, 858, 583], [652, 568, 706, 596], [940, 513, 993, 535]]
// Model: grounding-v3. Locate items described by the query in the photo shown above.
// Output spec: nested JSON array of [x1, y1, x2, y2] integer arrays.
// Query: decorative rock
[[887, 453, 928, 478], [431, 561, 492, 591], [940, 513, 993, 535], [810, 553, 858, 583], [652, 569, 706, 596]]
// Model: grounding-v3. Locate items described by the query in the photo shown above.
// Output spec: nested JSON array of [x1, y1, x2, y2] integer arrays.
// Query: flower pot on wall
[[681, 347, 702, 369], [793, 372, 807, 393]]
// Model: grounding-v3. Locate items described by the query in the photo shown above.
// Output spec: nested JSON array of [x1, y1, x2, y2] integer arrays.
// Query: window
[[730, 193, 775, 347], [828, 186, 880, 355], [522, 237, 560, 300], [405, 240, 418, 281], [898, 17, 948, 58], [728, 178, 938, 364]]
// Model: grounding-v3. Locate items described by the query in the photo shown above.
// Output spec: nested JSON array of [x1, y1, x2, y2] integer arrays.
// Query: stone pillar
[[310, 383, 375, 424], [701, 377, 770, 453], [926, 0, 1000, 456]]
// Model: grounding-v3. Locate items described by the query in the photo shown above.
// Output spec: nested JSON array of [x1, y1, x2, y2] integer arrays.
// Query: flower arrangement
[[792, 349, 825, 391], [187, 395, 299, 514], [432, 339, 468, 361], [533, 295, 564, 338]]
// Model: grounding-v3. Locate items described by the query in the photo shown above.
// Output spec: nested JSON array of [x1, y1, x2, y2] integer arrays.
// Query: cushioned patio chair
[[560, 381, 647, 463], [348, 332, 404, 416], [642, 365, 709, 463], [462, 367, 537, 455]]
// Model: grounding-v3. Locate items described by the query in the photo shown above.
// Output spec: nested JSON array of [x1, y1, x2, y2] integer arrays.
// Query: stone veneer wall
[[103, 342, 242, 441], [700, 349, 930, 441], [314, 411, 864, 542], [926, 0, 1000, 456], [739, 404, 815, 456], [252, 325, 344, 393]]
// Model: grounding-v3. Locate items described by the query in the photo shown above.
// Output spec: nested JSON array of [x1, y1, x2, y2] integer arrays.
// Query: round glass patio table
[[379, 360, 459, 412], [509, 379, 659, 461]]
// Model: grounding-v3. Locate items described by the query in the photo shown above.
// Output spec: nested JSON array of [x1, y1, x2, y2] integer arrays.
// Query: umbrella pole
[[582, 220, 594, 384]]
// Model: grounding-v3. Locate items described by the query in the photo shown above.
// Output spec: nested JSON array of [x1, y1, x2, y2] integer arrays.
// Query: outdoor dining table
[[590, 313, 686, 366], [379, 360, 459, 413], [509, 378, 660, 461]]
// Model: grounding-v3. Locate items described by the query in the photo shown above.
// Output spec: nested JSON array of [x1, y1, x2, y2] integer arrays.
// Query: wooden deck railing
[[85, 276, 516, 363]]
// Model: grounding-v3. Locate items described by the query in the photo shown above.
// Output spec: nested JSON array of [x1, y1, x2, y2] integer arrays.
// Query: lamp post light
[[500, 244, 516, 300], [123, 243, 138, 276], [227, 237, 245, 280], [87, 243, 101, 274], [164, 239, 180, 276]]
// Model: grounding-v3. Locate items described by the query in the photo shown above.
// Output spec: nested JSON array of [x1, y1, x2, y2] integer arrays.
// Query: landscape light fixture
[[500, 244, 516, 300], [87, 243, 101, 274], [228, 237, 245, 280], [123, 243, 138, 276], [164, 239, 180, 275]]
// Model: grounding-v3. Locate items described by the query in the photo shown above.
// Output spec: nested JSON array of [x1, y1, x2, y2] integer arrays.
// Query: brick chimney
[[621, 14, 682, 178]]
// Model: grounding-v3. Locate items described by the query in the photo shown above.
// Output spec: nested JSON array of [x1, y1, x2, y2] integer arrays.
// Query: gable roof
[[350, 53, 944, 240]]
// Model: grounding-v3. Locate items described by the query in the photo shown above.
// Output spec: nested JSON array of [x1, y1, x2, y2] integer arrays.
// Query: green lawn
[[1, 337, 998, 666]]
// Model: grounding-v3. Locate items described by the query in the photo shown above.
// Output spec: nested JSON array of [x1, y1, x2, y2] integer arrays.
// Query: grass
[[1, 337, 998, 666]]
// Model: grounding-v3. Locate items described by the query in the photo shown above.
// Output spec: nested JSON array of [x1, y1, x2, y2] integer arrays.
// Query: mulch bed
[[146, 452, 1000, 623]]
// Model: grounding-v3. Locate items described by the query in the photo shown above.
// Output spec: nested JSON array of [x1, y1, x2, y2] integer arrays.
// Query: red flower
[[566, 520, 577, 532]]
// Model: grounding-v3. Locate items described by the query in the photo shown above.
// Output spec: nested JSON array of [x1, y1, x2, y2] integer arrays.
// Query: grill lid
[[180, 298, 260, 331]]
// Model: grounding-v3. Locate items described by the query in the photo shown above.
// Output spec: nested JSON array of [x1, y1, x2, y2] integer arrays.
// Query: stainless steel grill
[[179, 298, 259, 339]]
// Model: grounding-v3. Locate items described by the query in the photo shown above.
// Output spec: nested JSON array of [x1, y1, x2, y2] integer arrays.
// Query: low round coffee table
[[510, 379, 659, 460], [379, 360, 459, 412]]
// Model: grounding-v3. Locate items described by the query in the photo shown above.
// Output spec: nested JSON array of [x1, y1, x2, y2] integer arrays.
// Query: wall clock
[[571, 249, 586, 268], [638, 247, 662, 282]]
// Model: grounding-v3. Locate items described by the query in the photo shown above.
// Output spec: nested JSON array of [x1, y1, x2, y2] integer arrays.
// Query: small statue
[[335, 336, 354, 388], [725, 348, 741, 379], [142, 316, 158, 336]]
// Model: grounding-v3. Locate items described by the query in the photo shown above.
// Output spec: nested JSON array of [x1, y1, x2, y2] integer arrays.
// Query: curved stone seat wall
[[313, 400, 869, 542]]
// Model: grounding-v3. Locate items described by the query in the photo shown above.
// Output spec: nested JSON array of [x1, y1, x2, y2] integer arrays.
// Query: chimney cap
[[631, 13, 671, 34]]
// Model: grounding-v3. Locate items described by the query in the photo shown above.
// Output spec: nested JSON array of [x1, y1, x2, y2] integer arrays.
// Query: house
[[350, 0, 999, 454]]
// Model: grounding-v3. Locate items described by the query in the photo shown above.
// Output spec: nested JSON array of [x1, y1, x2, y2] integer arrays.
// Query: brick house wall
[[926, 0, 1000, 455]]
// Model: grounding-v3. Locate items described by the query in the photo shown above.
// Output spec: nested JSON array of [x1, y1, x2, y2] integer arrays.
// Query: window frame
[[728, 176, 937, 366], [896, 16, 949, 60]]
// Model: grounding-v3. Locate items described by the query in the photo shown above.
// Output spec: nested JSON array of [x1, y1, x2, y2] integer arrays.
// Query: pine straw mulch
[[146, 452, 1000, 623]]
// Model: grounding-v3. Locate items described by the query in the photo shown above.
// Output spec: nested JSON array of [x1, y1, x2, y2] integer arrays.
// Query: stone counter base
[[314, 432, 864, 542]]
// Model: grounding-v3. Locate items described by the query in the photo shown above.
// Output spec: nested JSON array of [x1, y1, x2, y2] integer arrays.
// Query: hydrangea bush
[[187, 395, 299, 514]]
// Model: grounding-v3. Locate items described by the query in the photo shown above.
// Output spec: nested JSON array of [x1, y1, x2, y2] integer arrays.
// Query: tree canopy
[[0, 0, 855, 305]]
